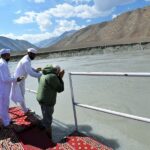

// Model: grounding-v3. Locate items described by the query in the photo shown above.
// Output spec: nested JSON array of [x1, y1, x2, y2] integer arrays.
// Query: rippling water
[[9, 49, 150, 150]]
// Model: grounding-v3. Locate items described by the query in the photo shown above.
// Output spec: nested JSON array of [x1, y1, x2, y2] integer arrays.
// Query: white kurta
[[10, 55, 42, 112], [0, 58, 16, 126]]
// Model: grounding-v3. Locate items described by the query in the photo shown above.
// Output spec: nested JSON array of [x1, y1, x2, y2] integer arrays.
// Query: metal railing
[[26, 88, 37, 94], [25, 72, 150, 131], [69, 72, 150, 131]]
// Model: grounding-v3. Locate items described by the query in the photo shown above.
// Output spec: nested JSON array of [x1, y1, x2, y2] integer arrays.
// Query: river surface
[[9, 49, 150, 150]]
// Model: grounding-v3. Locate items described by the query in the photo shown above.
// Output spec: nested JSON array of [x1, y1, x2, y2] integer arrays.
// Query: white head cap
[[52, 64, 61, 73], [0, 48, 10, 55], [27, 48, 37, 54]]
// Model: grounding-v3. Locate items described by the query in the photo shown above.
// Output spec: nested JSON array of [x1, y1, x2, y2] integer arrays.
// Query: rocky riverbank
[[10, 42, 150, 61]]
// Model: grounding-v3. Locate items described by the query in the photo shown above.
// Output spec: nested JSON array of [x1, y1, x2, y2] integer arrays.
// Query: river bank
[[11, 42, 150, 61]]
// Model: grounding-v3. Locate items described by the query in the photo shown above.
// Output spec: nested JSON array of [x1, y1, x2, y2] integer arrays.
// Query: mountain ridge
[[0, 36, 38, 52], [43, 6, 150, 51], [35, 30, 76, 48]]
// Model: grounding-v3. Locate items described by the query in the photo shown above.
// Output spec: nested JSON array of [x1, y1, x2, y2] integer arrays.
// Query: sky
[[0, 0, 150, 44]]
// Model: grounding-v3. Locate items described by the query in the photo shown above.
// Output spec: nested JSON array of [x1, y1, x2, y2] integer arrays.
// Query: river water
[[9, 49, 150, 150]]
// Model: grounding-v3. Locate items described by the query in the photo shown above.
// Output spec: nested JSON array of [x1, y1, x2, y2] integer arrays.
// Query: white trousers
[[11, 80, 28, 113], [0, 95, 10, 126]]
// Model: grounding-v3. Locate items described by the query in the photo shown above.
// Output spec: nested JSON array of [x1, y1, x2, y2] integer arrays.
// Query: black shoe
[[46, 131, 52, 139], [37, 123, 45, 130], [3, 124, 11, 129], [10, 120, 15, 124], [25, 109, 35, 115], [51, 142, 57, 147]]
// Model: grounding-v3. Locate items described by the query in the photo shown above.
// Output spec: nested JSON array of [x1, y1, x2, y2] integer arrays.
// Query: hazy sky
[[0, 0, 150, 43]]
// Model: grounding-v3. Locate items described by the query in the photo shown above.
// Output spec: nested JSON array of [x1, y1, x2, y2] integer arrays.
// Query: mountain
[[0, 36, 37, 53], [44, 6, 150, 51], [35, 37, 58, 48], [35, 30, 76, 48]]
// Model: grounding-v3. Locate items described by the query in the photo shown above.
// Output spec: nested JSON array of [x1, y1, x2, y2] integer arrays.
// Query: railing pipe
[[26, 88, 37, 94], [69, 71, 150, 126], [75, 103, 150, 123], [69, 73, 78, 131], [70, 72, 150, 77]]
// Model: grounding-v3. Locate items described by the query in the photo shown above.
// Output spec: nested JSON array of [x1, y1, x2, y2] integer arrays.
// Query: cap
[[27, 48, 37, 54], [52, 64, 61, 72], [0, 48, 10, 55]]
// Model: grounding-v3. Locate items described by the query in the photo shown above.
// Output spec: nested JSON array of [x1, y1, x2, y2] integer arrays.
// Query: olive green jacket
[[36, 65, 64, 106]]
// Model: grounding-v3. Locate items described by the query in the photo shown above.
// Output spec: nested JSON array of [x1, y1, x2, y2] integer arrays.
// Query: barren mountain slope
[[46, 6, 150, 51]]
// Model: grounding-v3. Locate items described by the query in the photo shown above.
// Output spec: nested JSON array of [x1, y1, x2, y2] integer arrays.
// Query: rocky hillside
[[45, 6, 150, 51]]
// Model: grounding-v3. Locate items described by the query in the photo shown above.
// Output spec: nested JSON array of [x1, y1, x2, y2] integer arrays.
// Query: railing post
[[69, 73, 78, 131]]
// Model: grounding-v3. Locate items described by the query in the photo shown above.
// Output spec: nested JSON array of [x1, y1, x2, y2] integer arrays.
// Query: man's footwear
[[45, 128, 52, 139], [46, 131, 52, 139], [25, 109, 35, 115], [0, 125, 3, 130], [3, 124, 11, 129], [37, 122, 45, 130], [51, 142, 57, 147], [10, 120, 15, 124]]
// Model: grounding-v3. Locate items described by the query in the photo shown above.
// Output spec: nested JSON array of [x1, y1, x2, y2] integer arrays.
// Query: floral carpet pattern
[[8, 107, 39, 132], [50, 131, 112, 150], [0, 128, 24, 150], [0, 107, 112, 150]]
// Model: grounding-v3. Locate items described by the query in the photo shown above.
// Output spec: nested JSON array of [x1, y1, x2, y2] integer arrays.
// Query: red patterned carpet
[[0, 107, 112, 150], [50, 131, 112, 150]]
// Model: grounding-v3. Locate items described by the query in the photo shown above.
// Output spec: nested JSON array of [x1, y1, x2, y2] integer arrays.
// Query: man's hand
[[36, 67, 42, 72], [17, 76, 25, 82], [59, 69, 65, 78]]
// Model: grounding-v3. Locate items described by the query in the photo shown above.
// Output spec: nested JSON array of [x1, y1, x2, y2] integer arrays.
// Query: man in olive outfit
[[36, 64, 64, 140]]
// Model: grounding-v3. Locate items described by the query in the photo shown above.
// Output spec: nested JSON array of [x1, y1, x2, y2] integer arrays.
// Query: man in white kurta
[[11, 48, 42, 113], [0, 49, 21, 126]]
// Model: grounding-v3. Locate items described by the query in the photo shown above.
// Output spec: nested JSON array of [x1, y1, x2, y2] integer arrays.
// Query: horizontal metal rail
[[75, 102, 150, 123], [68, 72, 150, 130], [70, 72, 150, 77], [26, 72, 150, 132], [26, 88, 37, 94]]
